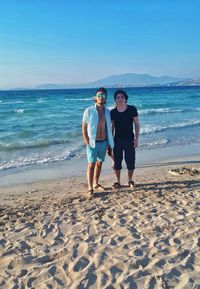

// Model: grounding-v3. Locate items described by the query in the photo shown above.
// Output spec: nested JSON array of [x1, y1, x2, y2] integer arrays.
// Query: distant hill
[[35, 73, 185, 90], [82, 73, 184, 87]]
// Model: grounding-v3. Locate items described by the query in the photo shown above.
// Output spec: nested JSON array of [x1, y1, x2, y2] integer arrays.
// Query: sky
[[0, 0, 200, 89]]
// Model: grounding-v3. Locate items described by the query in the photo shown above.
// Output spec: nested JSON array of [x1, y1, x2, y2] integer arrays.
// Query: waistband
[[96, 139, 107, 143]]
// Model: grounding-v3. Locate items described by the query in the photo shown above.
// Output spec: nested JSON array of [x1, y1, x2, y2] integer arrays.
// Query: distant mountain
[[34, 73, 185, 90], [83, 73, 184, 87]]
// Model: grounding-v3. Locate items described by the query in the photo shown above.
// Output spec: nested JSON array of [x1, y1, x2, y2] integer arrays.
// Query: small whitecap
[[37, 98, 45, 103], [14, 109, 24, 114], [65, 98, 92, 101]]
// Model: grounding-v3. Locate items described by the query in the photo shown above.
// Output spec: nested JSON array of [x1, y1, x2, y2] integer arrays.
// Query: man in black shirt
[[111, 90, 140, 188]]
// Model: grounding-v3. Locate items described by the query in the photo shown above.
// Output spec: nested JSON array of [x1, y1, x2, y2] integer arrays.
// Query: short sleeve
[[110, 109, 115, 120], [82, 109, 89, 124], [132, 106, 138, 117]]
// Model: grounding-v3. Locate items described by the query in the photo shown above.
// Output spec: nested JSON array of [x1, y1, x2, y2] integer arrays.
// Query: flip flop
[[112, 182, 121, 189], [93, 184, 105, 191], [128, 181, 135, 188], [88, 189, 94, 198]]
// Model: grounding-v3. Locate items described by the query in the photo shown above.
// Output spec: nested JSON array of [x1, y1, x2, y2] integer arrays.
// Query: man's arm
[[82, 122, 89, 146], [133, 116, 140, 148], [111, 120, 115, 136]]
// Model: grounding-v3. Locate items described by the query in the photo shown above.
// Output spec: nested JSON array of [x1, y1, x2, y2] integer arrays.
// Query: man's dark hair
[[96, 87, 107, 96], [114, 89, 128, 103]]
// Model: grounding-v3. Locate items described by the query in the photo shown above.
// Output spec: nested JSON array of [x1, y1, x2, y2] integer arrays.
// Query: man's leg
[[93, 141, 107, 188], [114, 169, 121, 184], [87, 162, 95, 190], [113, 139, 123, 185], [128, 169, 134, 182], [94, 161, 102, 187], [124, 139, 135, 186]]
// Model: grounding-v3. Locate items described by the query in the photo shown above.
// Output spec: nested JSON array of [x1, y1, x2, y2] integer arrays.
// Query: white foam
[[139, 108, 183, 115], [65, 98, 92, 101], [141, 119, 200, 134], [14, 109, 25, 114], [37, 98, 45, 103]]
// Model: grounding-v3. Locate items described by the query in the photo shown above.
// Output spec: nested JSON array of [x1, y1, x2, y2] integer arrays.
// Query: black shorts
[[113, 138, 135, 170]]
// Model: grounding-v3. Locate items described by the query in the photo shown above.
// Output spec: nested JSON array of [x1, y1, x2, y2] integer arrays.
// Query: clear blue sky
[[0, 0, 200, 89]]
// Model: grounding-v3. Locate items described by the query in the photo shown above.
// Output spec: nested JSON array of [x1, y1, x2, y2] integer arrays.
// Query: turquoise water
[[0, 86, 200, 172]]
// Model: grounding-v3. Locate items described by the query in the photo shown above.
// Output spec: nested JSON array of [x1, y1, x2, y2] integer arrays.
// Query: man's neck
[[117, 103, 127, 111], [96, 103, 105, 110]]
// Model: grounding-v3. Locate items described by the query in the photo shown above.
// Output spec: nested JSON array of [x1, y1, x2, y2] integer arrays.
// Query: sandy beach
[[0, 160, 200, 289]]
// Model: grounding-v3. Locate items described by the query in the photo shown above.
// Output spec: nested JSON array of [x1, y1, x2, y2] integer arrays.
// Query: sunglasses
[[96, 93, 107, 99]]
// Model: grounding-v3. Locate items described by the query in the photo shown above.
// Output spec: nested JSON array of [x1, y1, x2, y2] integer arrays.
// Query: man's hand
[[106, 145, 112, 156], [133, 138, 139, 148]]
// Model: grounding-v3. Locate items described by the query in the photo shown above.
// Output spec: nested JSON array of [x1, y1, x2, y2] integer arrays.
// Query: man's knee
[[88, 162, 95, 169], [96, 161, 102, 167]]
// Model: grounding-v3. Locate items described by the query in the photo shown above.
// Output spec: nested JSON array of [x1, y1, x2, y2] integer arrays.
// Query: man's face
[[115, 93, 126, 105], [96, 91, 107, 105]]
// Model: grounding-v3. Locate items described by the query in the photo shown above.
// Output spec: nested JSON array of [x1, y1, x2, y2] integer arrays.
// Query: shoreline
[[0, 143, 200, 188]]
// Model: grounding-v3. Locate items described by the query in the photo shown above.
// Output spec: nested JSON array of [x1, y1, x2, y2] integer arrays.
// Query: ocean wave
[[37, 98, 45, 103], [14, 109, 25, 114], [189, 95, 200, 99], [2, 100, 25, 104], [65, 98, 92, 101], [140, 138, 169, 149], [139, 108, 184, 115], [0, 146, 85, 171], [141, 119, 200, 135], [0, 139, 73, 152], [196, 108, 200, 111]]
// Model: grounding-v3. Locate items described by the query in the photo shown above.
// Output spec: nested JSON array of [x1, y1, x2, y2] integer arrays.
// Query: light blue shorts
[[87, 140, 107, 163]]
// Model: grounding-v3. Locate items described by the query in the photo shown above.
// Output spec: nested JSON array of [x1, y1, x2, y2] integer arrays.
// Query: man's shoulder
[[84, 105, 95, 113], [127, 104, 138, 116], [127, 104, 136, 109], [110, 107, 117, 113]]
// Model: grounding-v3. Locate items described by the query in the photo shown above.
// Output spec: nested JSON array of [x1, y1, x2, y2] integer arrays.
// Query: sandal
[[128, 181, 135, 188], [112, 182, 121, 189], [93, 184, 105, 191], [88, 189, 94, 198]]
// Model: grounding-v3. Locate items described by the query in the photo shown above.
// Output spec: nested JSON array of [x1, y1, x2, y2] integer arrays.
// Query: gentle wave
[[2, 100, 25, 104], [37, 98, 45, 103], [189, 95, 200, 99], [141, 119, 200, 135], [140, 138, 169, 149], [139, 108, 184, 115], [65, 98, 92, 101], [0, 139, 73, 152], [0, 146, 85, 171], [14, 109, 25, 114]]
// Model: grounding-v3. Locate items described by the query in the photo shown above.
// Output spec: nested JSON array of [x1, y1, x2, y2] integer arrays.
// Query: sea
[[0, 86, 200, 182]]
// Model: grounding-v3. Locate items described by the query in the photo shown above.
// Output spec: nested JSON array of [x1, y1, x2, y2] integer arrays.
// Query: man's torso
[[111, 105, 138, 139]]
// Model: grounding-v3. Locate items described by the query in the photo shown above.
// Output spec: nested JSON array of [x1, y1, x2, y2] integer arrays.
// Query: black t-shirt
[[111, 105, 138, 139]]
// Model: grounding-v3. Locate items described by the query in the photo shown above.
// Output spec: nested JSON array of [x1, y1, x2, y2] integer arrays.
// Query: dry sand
[[0, 162, 200, 288]]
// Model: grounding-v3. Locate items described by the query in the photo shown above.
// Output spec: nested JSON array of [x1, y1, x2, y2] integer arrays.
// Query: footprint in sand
[[73, 256, 90, 272]]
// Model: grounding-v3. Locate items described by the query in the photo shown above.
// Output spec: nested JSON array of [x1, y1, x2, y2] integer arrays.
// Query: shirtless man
[[82, 87, 114, 197]]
